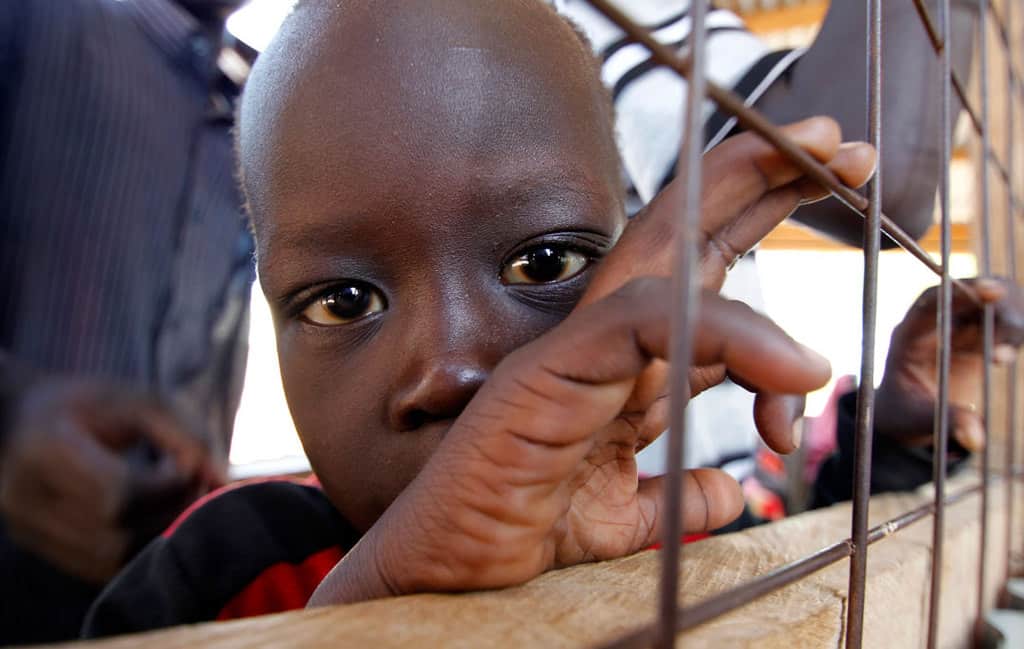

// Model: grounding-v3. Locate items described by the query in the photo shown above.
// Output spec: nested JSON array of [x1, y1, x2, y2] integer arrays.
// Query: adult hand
[[577, 116, 876, 455], [0, 380, 224, 583], [874, 277, 1024, 452], [309, 279, 831, 605]]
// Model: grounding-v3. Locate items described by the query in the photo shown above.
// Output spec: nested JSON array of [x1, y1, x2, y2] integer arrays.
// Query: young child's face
[[241, 0, 625, 532]]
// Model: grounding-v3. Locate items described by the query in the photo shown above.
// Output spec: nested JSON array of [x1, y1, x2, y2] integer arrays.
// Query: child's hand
[[310, 278, 830, 605], [875, 277, 1024, 451], [576, 117, 876, 455], [580, 117, 876, 301]]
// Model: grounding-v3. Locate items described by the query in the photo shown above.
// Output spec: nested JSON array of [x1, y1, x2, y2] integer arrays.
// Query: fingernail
[[974, 277, 1005, 302], [797, 342, 832, 376], [994, 344, 1018, 364], [791, 417, 804, 450], [956, 417, 985, 453]]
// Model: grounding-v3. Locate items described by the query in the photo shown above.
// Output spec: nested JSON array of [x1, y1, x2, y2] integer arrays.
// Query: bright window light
[[227, 0, 297, 51]]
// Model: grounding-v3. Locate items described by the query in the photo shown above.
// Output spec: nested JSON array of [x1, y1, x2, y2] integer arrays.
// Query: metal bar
[[911, 0, 945, 53], [909, 0, 983, 137], [582, 0, 983, 306], [989, 145, 1013, 192], [844, 0, 883, 644], [926, 0, 956, 645], [975, 0, 994, 642], [988, 0, 1024, 99], [592, 544, 853, 649], [655, 0, 709, 646], [592, 484, 985, 649], [865, 480, 985, 543], [956, 73, 985, 138], [985, 0, 1007, 39], [1007, 0, 1021, 589]]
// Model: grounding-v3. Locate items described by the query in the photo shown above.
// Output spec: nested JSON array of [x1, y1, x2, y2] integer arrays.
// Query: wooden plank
[[734, 1, 828, 35], [761, 221, 973, 252], [41, 474, 1019, 649]]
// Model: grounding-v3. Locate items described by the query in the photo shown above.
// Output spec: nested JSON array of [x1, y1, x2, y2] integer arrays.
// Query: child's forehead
[[240, 0, 619, 240]]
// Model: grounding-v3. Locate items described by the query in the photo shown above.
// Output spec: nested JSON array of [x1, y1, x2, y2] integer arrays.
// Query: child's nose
[[388, 358, 489, 432]]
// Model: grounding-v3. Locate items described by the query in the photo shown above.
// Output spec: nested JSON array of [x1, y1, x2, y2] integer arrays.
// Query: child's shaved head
[[240, 0, 620, 240], [238, 0, 627, 532]]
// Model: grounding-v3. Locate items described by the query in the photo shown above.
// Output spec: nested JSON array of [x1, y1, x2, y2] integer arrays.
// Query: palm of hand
[[554, 416, 654, 566]]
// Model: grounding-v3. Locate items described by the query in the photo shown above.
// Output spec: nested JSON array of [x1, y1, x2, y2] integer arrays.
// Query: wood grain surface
[[35, 472, 1022, 649]]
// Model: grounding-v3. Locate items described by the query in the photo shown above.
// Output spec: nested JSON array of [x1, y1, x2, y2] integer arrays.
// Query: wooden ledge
[[47, 473, 1022, 649]]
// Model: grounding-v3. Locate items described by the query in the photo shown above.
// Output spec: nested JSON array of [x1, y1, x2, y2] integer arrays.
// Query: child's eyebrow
[[263, 181, 609, 255], [256, 175, 618, 296]]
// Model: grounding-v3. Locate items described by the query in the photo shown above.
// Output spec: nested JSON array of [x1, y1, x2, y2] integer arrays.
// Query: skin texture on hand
[[300, 116, 869, 607], [0, 380, 223, 583], [310, 280, 831, 604], [875, 278, 1024, 452], [239, 0, 862, 611], [577, 117, 876, 456]]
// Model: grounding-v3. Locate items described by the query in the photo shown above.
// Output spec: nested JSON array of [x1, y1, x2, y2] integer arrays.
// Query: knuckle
[[611, 276, 665, 303]]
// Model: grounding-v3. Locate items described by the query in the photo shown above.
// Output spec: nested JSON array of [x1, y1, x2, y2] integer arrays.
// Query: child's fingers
[[479, 278, 831, 451], [700, 117, 841, 234], [698, 185, 804, 290], [636, 468, 744, 543], [952, 407, 985, 453], [707, 143, 875, 285], [688, 296, 832, 394], [752, 393, 806, 455], [990, 279, 1024, 348], [637, 394, 669, 449], [892, 278, 1024, 355], [790, 142, 878, 203], [698, 138, 874, 290], [577, 118, 864, 308]]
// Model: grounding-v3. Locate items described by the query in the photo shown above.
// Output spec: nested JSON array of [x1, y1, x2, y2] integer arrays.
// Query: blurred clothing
[[0, 0, 252, 455], [810, 390, 972, 509], [0, 0, 251, 643], [553, 0, 803, 203], [83, 478, 359, 638]]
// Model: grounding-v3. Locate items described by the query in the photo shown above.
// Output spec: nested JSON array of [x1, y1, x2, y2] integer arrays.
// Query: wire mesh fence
[[578, 1, 1024, 647]]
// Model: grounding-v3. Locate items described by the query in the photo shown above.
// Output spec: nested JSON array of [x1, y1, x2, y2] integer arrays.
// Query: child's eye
[[502, 246, 590, 285], [301, 283, 386, 326]]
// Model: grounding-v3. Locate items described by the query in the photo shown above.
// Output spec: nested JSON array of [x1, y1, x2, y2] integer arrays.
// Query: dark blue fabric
[[0, 0, 253, 453], [0, 1, 253, 642]]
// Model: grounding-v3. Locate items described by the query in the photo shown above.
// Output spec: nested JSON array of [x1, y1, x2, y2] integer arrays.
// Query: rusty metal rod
[[954, 72, 984, 137], [909, 0, 983, 136], [988, 144, 1013, 192], [926, 0, 956, 646], [655, 0, 710, 646], [1006, 0, 1020, 594], [987, 0, 1024, 97], [592, 483, 986, 649], [975, 0, 994, 643], [911, 0, 945, 54], [583, 0, 982, 305], [909, 1, 1022, 190], [845, 0, 883, 644]]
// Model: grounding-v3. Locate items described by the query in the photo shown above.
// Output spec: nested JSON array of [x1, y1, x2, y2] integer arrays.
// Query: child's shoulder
[[162, 475, 341, 541], [83, 477, 360, 638]]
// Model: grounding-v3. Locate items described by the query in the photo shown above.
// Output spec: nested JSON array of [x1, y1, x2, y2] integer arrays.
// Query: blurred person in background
[[0, 0, 250, 643], [555, 0, 975, 522]]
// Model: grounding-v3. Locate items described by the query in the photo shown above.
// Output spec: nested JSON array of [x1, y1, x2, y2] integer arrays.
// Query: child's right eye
[[300, 283, 387, 326]]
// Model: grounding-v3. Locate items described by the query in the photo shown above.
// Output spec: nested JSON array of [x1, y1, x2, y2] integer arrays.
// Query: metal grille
[[576, 1, 1024, 647]]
